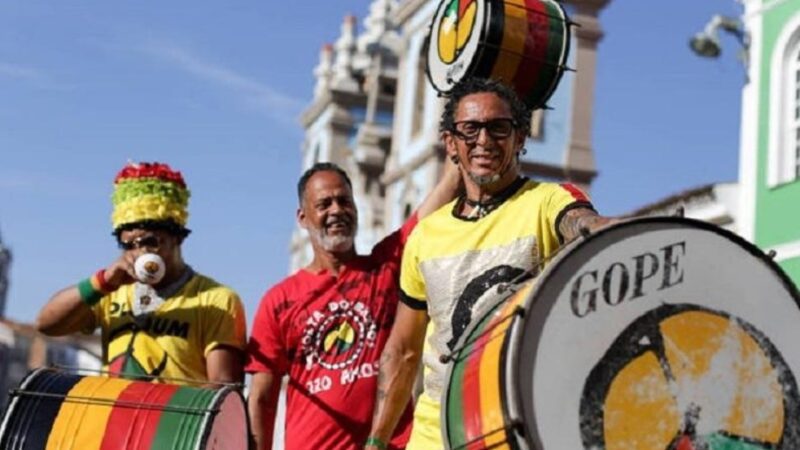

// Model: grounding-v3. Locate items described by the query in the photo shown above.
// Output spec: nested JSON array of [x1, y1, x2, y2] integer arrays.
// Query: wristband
[[77, 278, 104, 306], [365, 437, 387, 450], [91, 269, 114, 294]]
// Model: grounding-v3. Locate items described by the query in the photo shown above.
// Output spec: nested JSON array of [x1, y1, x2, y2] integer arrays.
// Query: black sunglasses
[[118, 235, 161, 251], [451, 118, 517, 143]]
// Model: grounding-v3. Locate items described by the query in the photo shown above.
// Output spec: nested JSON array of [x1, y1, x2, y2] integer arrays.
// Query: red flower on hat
[[114, 162, 186, 187]]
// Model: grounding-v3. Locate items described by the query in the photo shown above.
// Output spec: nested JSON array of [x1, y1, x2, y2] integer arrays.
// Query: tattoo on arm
[[558, 208, 613, 242], [372, 351, 392, 421]]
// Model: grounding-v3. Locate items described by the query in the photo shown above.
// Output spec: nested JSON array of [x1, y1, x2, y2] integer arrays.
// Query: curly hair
[[297, 162, 353, 205], [113, 220, 191, 244], [439, 77, 531, 137]]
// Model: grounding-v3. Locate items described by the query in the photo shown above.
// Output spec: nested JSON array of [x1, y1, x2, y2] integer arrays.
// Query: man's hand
[[103, 253, 138, 290]]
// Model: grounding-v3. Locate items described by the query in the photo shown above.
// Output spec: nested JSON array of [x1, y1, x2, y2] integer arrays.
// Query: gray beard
[[310, 228, 356, 252], [468, 172, 501, 186]]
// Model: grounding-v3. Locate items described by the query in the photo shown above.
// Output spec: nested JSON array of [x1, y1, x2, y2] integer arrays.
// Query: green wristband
[[365, 437, 387, 450], [77, 278, 103, 306]]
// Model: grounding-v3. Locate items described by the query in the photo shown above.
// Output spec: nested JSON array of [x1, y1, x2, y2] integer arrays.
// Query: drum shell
[[442, 282, 533, 450], [0, 368, 247, 450]]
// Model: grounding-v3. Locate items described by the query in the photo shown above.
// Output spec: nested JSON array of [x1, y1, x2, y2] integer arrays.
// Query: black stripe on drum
[[1, 370, 82, 450], [554, 201, 596, 245], [473, 0, 505, 81], [399, 290, 427, 311]]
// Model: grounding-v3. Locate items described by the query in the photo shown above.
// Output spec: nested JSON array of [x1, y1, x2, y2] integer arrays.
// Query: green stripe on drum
[[151, 386, 216, 450], [524, 0, 566, 108]]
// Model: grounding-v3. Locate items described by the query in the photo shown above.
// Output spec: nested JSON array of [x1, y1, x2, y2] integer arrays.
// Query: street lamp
[[690, 15, 749, 66]]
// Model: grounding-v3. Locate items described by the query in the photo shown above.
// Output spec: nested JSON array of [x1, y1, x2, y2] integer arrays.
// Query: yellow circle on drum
[[437, 0, 478, 64], [599, 309, 786, 450]]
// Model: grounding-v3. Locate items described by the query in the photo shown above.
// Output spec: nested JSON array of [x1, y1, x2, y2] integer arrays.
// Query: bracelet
[[91, 269, 114, 294], [77, 278, 104, 306], [365, 437, 387, 450]]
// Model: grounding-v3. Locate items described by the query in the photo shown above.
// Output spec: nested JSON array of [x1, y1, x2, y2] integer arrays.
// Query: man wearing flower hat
[[36, 162, 247, 384]]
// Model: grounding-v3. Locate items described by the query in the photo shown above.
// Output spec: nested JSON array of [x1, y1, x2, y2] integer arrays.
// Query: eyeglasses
[[118, 235, 161, 251], [451, 118, 517, 143]]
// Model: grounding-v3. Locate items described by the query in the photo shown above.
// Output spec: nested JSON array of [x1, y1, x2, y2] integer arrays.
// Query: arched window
[[791, 45, 800, 179], [768, 21, 800, 186]]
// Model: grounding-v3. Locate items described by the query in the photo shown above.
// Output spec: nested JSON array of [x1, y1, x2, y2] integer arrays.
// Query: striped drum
[[442, 218, 800, 450], [0, 368, 247, 450], [426, 0, 571, 109], [442, 281, 533, 450]]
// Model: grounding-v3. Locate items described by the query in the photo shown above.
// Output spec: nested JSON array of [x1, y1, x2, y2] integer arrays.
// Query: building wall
[[744, 0, 800, 281], [0, 236, 10, 319]]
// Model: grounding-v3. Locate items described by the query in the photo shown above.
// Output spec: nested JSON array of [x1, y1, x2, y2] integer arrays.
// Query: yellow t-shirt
[[90, 272, 247, 383], [399, 179, 592, 449]]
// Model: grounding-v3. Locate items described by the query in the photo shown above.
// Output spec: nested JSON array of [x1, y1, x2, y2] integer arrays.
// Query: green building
[[740, 0, 800, 282]]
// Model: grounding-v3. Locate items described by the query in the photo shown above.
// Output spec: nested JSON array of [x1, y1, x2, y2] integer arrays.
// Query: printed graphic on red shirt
[[301, 299, 378, 371]]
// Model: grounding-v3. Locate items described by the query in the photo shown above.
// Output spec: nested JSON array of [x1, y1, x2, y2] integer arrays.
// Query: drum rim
[[512, 216, 800, 449], [0, 367, 48, 447], [194, 386, 248, 450]]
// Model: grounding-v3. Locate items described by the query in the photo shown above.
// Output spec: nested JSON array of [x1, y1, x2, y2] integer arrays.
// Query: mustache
[[324, 215, 353, 226]]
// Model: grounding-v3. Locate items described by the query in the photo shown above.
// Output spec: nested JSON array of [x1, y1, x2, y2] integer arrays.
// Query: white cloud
[[0, 62, 43, 81], [0, 62, 71, 91], [137, 40, 306, 127]]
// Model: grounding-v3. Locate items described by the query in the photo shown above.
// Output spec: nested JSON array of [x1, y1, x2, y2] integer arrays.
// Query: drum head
[[426, 0, 490, 94], [514, 218, 800, 449]]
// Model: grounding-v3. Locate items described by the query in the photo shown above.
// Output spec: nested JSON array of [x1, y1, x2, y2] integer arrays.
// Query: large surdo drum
[[442, 217, 800, 450]]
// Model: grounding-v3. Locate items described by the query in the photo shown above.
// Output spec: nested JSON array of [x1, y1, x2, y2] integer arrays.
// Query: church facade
[[290, 0, 612, 270]]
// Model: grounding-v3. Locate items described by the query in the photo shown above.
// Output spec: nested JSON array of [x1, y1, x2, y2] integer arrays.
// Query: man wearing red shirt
[[247, 162, 459, 450]]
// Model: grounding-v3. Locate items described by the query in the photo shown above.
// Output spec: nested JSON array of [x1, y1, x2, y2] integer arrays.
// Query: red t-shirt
[[246, 215, 418, 450]]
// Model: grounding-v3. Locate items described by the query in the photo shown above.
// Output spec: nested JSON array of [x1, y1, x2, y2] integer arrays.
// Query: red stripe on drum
[[46, 376, 132, 450], [525, 0, 566, 107], [511, 0, 549, 106], [462, 322, 490, 448], [99, 382, 180, 450]]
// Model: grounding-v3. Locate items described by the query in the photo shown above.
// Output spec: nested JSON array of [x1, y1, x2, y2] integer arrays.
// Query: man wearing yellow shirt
[[36, 161, 246, 385], [367, 78, 615, 449]]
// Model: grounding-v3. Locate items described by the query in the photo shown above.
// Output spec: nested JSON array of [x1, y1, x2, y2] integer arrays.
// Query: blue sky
[[1, 0, 745, 324]]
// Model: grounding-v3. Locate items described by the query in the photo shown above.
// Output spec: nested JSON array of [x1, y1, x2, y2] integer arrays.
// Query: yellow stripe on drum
[[489, 0, 527, 84], [46, 377, 132, 450], [478, 284, 531, 449]]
